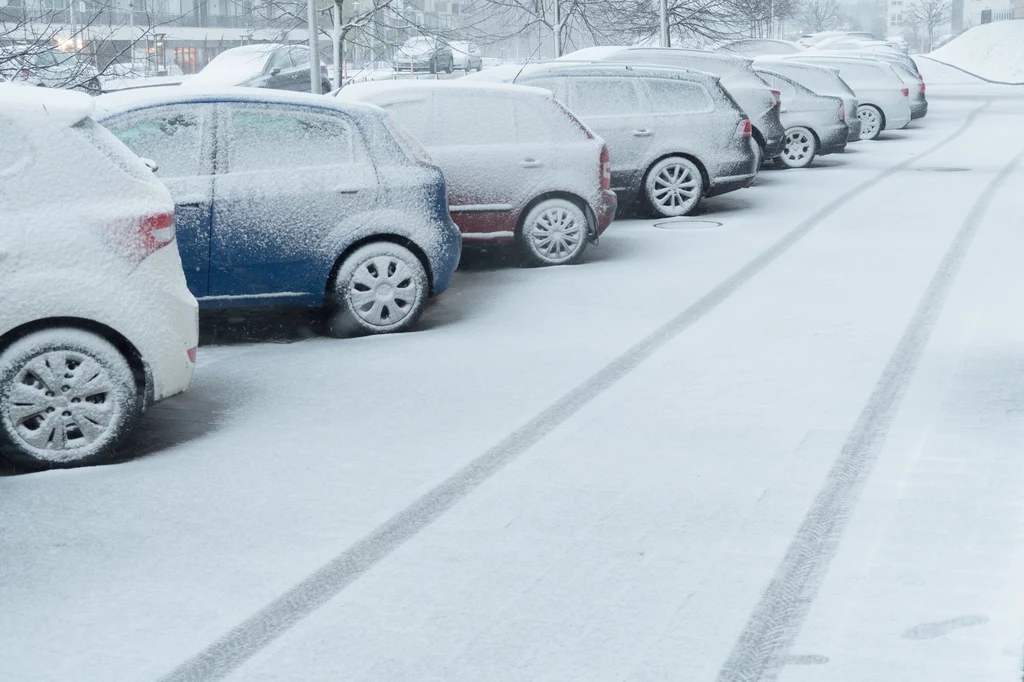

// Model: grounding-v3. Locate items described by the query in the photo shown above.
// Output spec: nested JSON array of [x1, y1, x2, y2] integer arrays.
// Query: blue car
[[95, 88, 461, 335]]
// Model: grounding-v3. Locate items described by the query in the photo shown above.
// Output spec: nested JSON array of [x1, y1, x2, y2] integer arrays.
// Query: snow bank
[[928, 21, 1024, 84]]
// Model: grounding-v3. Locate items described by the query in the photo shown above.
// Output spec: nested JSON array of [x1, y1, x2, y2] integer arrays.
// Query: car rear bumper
[[846, 118, 862, 142], [819, 123, 849, 156], [592, 189, 617, 238], [708, 172, 757, 197], [428, 217, 463, 296], [910, 100, 928, 119]]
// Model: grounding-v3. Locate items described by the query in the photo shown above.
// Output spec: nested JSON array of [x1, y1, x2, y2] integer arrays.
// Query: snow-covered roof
[[0, 83, 94, 126], [334, 79, 554, 102], [557, 46, 631, 61], [754, 56, 841, 74], [185, 44, 287, 87], [94, 86, 382, 121], [561, 46, 751, 66]]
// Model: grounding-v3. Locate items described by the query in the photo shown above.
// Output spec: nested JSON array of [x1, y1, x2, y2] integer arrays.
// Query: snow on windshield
[[185, 46, 274, 87]]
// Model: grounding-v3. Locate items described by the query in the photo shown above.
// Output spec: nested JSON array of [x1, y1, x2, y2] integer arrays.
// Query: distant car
[[811, 49, 927, 119], [797, 31, 877, 48], [716, 39, 803, 57], [96, 88, 462, 335], [559, 47, 786, 165], [0, 47, 101, 94], [780, 54, 912, 140], [753, 57, 862, 142], [184, 44, 331, 93], [337, 81, 615, 266], [393, 37, 454, 74], [754, 68, 848, 168], [465, 62, 759, 218], [0, 85, 198, 470], [451, 42, 483, 73]]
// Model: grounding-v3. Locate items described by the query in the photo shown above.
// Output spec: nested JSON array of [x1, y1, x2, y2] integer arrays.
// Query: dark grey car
[[559, 47, 786, 165], [185, 44, 331, 93], [464, 62, 758, 218], [754, 68, 848, 168]]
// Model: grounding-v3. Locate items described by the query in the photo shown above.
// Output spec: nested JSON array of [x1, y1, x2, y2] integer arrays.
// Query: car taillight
[[770, 89, 781, 107], [901, 87, 909, 96], [736, 119, 752, 138], [839, 102, 845, 121], [124, 212, 175, 261], [600, 145, 611, 190], [918, 83, 926, 93], [186, 347, 197, 363], [18, 68, 30, 80]]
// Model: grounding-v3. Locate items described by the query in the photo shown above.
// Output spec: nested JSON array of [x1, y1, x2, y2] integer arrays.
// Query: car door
[[103, 103, 216, 297], [284, 46, 314, 92], [564, 77, 651, 192], [262, 48, 294, 90], [421, 92, 524, 236], [208, 103, 377, 301]]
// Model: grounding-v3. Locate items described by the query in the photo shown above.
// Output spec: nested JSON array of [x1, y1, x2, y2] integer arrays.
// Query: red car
[[337, 80, 616, 266]]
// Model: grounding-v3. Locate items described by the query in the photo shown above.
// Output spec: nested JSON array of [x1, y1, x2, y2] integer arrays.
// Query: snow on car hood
[[184, 46, 275, 87]]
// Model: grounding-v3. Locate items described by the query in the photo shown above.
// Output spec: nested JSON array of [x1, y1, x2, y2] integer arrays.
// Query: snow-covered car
[[812, 49, 927, 119], [753, 57, 861, 142], [780, 54, 912, 140], [0, 85, 198, 469], [337, 80, 616, 266], [0, 46, 101, 94], [393, 37, 454, 74], [716, 39, 804, 57], [184, 44, 331, 94], [96, 87, 462, 335], [796, 31, 877, 48], [450, 42, 483, 73], [754, 68, 849, 168], [466, 62, 759, 218], [559, 47, 786, 166]]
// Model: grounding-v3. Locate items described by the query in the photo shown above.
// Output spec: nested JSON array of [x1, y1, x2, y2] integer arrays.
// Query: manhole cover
[[654, 219, 723, 230], [917, 167, 970, 172]]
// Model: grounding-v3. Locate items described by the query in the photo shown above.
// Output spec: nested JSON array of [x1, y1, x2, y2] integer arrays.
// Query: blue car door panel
[[103, 104, 216, 296], [208, 103, 377, 303]]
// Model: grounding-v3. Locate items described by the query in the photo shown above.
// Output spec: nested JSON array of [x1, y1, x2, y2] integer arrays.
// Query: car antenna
[[513, 41, 543, 84]]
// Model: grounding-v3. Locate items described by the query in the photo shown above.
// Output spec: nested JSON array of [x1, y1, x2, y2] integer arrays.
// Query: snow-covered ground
[[928, 20, 1024, 84], [3, 86, 1024, 682]]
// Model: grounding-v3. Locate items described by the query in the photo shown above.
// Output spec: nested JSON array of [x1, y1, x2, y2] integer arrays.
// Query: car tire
[[858, 104, 883, 140], [0, 328, 140, 470], [326, 242, 429, 336], [476, 62, 483, 72], [778, 127, 817, 169], [429, 59, 437, 74], [643, 156, 703, 218], [444, 59, 453, 74], [519, 198, 589, 267]]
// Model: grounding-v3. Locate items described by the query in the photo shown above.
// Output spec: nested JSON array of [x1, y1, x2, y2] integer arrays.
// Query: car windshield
[[399, 38, 435, 56]]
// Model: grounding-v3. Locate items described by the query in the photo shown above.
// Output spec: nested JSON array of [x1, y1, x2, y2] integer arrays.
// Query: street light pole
[[307, 0, 321, 93], [659, 0, 669, 47]]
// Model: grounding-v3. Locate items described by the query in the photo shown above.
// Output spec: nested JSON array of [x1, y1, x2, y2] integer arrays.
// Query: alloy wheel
[[529, 206, 584, 263], [651, 161, 700, 215], [858, 107, 881, 140], [347, 255, 420, 327]]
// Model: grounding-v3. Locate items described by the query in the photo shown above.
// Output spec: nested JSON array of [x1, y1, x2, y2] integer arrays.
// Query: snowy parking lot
[[4, 75, 1024, 682]]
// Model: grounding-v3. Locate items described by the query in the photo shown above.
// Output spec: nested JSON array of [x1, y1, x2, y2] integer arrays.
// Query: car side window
[[430, 94, 514, 146], [104, 106, 207, 178], [225, 107, 358, 172], [568, 78, 640, 117], [266, 49, 291, 72], [644, 79, 714, 114], [376, 98, 431, 141], [290, 47, 310, 67], [521, 77, 568, 102], [514, 99, 581, 143]]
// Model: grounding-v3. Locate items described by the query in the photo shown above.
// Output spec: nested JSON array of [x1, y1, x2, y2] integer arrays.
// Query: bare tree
[[798, 0, 841, 31], [724, 0, 797, 38], [905, 0, 950, 51], [590, 0, 739, 48]]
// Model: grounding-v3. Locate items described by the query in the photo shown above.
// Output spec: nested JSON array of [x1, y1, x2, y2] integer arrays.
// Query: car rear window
[[73, 117, 153, 182], [431, 93, 515, 145]]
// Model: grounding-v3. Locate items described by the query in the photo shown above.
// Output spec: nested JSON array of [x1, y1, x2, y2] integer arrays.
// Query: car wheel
[[0, 328, 140, 470], [858, 105, 883, 140], [778, 127, 817, 169], [519, 198, 589, 267], [327, 242, 429, 336], [476, 62, 483, 72], [644, 156, 703, 218], [445, 59, 453, 74], [429, 59, 437, 74]]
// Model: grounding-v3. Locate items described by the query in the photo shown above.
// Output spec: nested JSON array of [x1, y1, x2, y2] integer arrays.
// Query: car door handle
[[519, 159, 544, 168], [178, 201, 205, 208], [632, 129, 653, 137], [334, 188, 359, 194]]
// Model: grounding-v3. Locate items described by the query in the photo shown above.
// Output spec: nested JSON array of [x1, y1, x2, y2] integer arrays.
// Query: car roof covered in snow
[[462, 61, 721, 86], [334, 79, 555, 102], [93, 86, 384, 121], [754, 56, 841, 74], [0, 83, 95, 126], [560, 46, 752, 66]]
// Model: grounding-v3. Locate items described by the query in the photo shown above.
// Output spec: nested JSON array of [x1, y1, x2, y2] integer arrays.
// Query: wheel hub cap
[[653, 164, 698, 210], [5, 350, 115, 451], [531, 208, 583, 261], [784, 131, 811, 161], [349, 256, 417, 326]]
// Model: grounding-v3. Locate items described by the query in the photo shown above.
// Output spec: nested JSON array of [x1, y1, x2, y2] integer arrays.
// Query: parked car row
[[0, 42, 930, 470]]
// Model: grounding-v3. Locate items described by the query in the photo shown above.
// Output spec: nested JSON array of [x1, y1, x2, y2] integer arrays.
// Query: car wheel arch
[[0, 317, 152, 410], [750, 126, 767, 153], [326, 234, 436, 301], [861, 103, 886, 130], [515, 191, 595, 240], [639, 152, 710, 200]]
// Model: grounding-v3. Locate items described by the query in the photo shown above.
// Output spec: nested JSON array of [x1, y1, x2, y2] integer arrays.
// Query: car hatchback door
[[563, 77, 650, 192], [103, 103, 216, 296], [208, 103, 377, 302]]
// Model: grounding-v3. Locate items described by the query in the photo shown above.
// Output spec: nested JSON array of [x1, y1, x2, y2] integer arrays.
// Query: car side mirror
[[141, 157, 159, 173], [270, 67, 281, 76]]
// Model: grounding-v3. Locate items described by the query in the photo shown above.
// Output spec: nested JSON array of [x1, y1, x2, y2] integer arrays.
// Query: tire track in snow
[[715, 139, 1022, 681], [158, 102, 994, 682]]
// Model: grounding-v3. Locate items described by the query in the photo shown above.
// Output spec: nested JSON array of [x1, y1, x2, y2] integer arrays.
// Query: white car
[[0, 85, 198, 469], [780, 54, 912, 140], [450, 41, 483, 72]]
